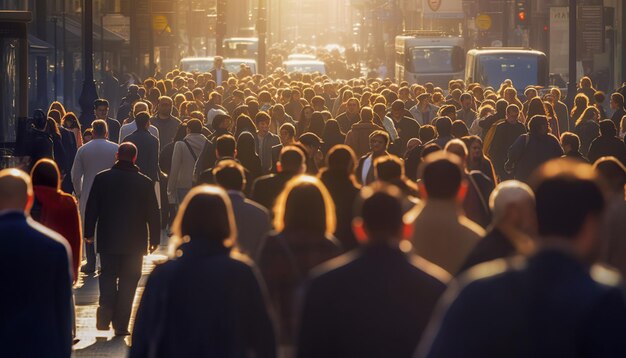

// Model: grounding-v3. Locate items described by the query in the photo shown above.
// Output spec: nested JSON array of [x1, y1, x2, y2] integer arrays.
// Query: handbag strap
[[182, 139, 198, 162]]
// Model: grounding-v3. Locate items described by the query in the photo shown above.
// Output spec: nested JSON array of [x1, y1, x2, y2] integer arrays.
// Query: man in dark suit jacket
[[297, 184, 449, 358], [0, 169, 73, 357], [85, 143, 160, 335], [251, 146, 306, 210], [210, 56, 230, 86], [390, 100, 420, 154], [123, 112, 160, 183], [418, 159, 626, 357], [94, 98, 122, 143]]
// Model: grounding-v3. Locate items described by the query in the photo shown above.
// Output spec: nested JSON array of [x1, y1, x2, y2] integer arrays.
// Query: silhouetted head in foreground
[[0, 168, 33, 213]]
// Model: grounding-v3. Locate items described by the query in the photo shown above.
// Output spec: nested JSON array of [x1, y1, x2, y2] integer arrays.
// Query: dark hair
[[560, 132, 581, 152], [325, 145, 356, 175], [274, 176, 335, 235], [31, 158, 60, 189], [419, 125, 436, 143], [234, 114, 257, 139], [611, 92, 624, 107], [48, 109, 62, 124], [134, 112, 151, 129], [451, 120, 469, 138], [527, 97, 547, 119], [308, 112, 326, 137], [391, 99, 405, 111], [186, 118, 203, 134], [213, 160, 245, 191], [118, 142, 137, 162], [236, 131, 259, 169], [279, 146, 305, 172], [528, 115, 549, 136], [173, 185, 235, 246], [421, 143, 441, 158], [594, 157, 626, 194], [279, 122, 296, 138], [420, 152, 463, 199], [92, 119, 108, 138], [62, 112, 80, 131], [599, 119, 617, 137], [216, 134, 236, 157], [254, 111, 271, 125], [435, 116, 453, 137], [369, 129, 390, 146], [356, 183, 405, 237], [530, 159, 604, 238], [93, 98, 109, 109], [213, 114, 231, 131]]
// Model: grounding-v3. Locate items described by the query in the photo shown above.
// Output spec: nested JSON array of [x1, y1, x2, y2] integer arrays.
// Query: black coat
[[297, 244, 447, 358], [130, 243, 276, 358], [459, 228, 516, 273], [393, 116, 421, 154], [84, 161, 161, 255], [0, 212, 73, 357], [125, 128, 161, 182], [106, 117, 122, 143], [59, 126, 77, 193], [588, 135, 626, 165], [251, 171, 297, 210], [319, 170, 360, 251], [506, 133, 564, 183], [420, 250, 626, 357], [489, 121, 527, 179], [574, 120, 600, 157]]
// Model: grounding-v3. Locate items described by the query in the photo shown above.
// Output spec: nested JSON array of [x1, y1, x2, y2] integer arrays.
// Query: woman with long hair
[[130, 186, 276, 357], [234, 114, 258, 140], [318, 145, 360, 250], [462, 135, 498, 185], [296, 105, 314, 136], [307, 111, 326, 138], [321, 119, 346, 154], [235, 131, 263, 190], [257, 175, 342, 348], [570, 93, 589, 131], [574, 106, 601, 156], [62, 112, 83, 148], [543, 101, 560, 138], [48, 101, 67, 118], [30, 159, 82, 281]]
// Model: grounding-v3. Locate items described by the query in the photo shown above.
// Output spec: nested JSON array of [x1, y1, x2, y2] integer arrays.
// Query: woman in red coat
[[31, 159, 82, 282]]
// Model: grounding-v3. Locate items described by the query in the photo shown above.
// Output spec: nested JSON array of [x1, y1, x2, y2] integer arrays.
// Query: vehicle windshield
[[181, 60, 214, 73], [476, 54, 540, 90], [285, 63, 326, 74], [407, 46, 457, 73], [224, 39, 258, 57], [224, 61, 256, 74]]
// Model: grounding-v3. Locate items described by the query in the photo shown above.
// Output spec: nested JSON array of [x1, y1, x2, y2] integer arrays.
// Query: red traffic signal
[[517, 11, 526, 22]]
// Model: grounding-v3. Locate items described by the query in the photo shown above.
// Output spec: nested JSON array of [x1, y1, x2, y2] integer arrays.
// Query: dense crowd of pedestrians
[[3, 64, 626, 357]]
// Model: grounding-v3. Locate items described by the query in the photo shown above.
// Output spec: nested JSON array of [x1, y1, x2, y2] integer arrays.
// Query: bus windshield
[[223, 38, 258, 58], [407, 46, 460, 73], [180, 59, 214, 72], [476, 54, 541, 90]]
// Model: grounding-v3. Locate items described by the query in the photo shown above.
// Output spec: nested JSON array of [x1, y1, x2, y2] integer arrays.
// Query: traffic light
[[515, 1, 529, 29]]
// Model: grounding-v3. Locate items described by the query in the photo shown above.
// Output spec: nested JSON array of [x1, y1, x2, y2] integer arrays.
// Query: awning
[[28, 34, 54, 53], [47, 16, 127, 46]]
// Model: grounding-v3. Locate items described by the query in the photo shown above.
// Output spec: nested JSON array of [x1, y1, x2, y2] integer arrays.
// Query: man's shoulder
[[19, 217, 72, 259]]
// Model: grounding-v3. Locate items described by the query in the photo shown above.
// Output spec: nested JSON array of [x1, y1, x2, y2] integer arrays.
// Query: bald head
[[117, 142, 138, 163], [0, 168, 33, 212], [490, 180, 536, 233]]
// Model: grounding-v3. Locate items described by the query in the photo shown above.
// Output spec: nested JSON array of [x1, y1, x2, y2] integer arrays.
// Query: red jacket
[[33, 186, 82, 281]]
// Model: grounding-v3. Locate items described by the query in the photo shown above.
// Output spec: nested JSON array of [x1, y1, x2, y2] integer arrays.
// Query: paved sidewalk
[[72, 244, 168, 357]]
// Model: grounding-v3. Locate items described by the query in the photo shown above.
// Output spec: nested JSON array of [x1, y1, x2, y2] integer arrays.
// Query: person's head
[[505, 104, 520, 123], [462, 135, 483, 162], [157, 96, 173, 117], [214, 56, 224, 69], [524, 87, 538, 100], [438, 105, 456, 121], [171, 185, 236, 252], [560, 132, 581, 153], [528, 115, 549, 136], [576, 106, 600, 127], [353, 183, 411, 243], [435, 116, 452, 137], [390, 100, 405, 119], [271, 103, 285, 117], [117, 142, 138, 163], [418, 151, 466, 201], [593, 91, 605, 105], [580, 76, 593, 89], [529, 159, 605, 262], [48, 109, 63, 125], [93, 99, 109, 119], [133, 101, 149, 117], [325, 145, 357, 175], [134, 111, 151, 130], [490, 180, 536, 235], [0, 168, 33, 212], [31, 159, 61, 190], [419, 124, 436, 143], [213, 160, 246, 192], [185, 118, 203, 135], [360, 106, 374, 123], [374, 155, 404, 181], [279, 122, 296, 144], [83, 128, 93, 143], [255, 112, 271, 134], [61, 112, 80, 131], [599, 119, 617, 137], [299, 132, 323, 155], [444, 139, 468, 164], [460, 92, 473, 109], [213, 114, 232, 131], [610, 92, 624, 110], [273, 175, 335, 236], [346, 97, 360, 115], [574, 93, 589, 110], [369, 130, 390, 154], [91, 119, 108, 139], [527, 97, 546, 119], [451, 120, 469, 138], [593, 157, 626, 196], [550, 87, 562, 101], [277, 146, 306, 174], [216, 134, 237, 158]]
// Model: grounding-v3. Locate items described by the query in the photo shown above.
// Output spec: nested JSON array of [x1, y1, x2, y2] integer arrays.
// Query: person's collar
[[0, 209, 25, 218], [227, 190, 245, 199], [113, 160, 139, 171]]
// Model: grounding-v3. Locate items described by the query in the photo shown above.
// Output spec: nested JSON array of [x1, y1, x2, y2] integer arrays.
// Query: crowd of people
[[3, 61, 626, 357]]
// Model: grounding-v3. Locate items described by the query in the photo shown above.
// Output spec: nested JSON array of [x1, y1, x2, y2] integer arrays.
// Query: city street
[[72, 246, 167, 357]]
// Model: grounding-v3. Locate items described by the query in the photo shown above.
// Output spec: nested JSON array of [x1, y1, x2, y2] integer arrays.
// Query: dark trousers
[[97, 254, 143, 332], [84, 242, 96, 270]]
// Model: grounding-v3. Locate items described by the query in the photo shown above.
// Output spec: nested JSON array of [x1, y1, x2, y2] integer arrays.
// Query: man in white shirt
[[71, 120, 119, 273]]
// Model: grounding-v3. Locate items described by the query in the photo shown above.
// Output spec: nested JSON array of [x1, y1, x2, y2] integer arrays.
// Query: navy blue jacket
[[124, 128, 161, 182], [419, 249, 626, 357], [0, 212, 73, 357]]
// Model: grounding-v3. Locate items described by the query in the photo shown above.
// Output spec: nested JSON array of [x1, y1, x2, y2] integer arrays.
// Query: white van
[[282, 60, 326, 75]]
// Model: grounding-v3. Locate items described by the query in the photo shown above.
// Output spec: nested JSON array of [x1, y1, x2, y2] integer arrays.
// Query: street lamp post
[[78, 0, 98, 129]]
